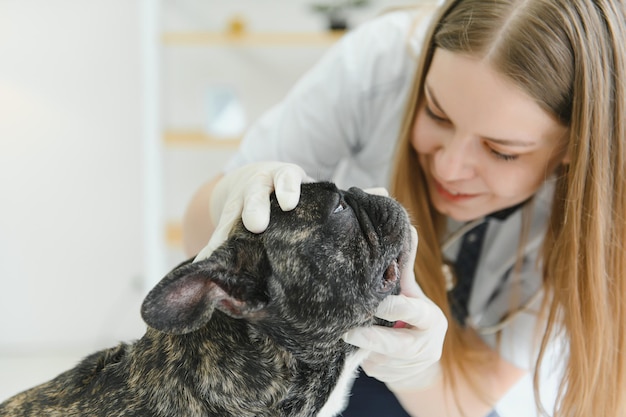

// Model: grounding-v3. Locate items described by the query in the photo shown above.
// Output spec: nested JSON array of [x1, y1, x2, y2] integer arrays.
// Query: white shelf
[[164, 130, 241, 148], [162, 30, 345, 46]]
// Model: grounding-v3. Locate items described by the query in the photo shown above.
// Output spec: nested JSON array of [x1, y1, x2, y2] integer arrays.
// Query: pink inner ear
[[165, 275, 209, 308], [216, 297, 249, 318], [159, 272, 260, 320]]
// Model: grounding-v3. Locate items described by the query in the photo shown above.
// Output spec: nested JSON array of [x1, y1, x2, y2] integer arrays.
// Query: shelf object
[[166, 221, 183, 248]]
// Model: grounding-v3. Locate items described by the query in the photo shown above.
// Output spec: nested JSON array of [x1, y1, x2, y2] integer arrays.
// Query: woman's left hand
[[342, 226, 448, 391]]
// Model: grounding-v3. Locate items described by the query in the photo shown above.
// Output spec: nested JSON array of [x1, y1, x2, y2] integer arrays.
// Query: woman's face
[[412, 48, 569, 222]]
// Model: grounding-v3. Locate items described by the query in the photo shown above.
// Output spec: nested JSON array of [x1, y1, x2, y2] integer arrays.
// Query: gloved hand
[[195, 162, 311, 261], [342, 226, 448, 391]]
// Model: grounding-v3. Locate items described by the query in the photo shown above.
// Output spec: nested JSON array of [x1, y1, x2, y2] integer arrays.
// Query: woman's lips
[[433, 179, 479, 202]]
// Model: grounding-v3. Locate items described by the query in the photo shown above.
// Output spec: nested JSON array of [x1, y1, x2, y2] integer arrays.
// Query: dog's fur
[[0, 182, 411, 417]]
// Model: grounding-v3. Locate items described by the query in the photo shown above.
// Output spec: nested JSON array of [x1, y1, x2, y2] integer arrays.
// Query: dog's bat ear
[[141, 242, 270, 335]]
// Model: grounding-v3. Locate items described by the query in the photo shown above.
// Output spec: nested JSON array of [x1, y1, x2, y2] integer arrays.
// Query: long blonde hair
[[391, 0, 626, 416]]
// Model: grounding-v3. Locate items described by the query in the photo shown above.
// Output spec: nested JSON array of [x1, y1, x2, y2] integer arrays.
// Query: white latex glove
[[342, 226, 448, 391], [195, 162, 311, 261]]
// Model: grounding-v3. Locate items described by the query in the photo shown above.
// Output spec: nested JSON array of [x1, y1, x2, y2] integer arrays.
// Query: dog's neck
[[131, 313, 351, 417]]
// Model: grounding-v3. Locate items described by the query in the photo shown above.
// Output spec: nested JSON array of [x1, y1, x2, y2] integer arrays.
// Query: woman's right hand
[[342, 226, 448, 391], [194, 162, 311, 261]]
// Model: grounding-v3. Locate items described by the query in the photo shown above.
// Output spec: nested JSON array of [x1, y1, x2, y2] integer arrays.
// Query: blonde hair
[[391, 0, 626, 416]]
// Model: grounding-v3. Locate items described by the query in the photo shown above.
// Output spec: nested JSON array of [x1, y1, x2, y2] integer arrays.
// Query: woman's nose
[[433, 135, 475, 181]]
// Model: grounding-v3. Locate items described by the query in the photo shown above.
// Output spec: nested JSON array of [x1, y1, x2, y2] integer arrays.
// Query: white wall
[[0, 0, 145, 353]]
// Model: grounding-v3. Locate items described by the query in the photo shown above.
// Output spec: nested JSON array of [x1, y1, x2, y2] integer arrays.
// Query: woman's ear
[[560, 146, 571, 165], [556, 130, 571, 165]]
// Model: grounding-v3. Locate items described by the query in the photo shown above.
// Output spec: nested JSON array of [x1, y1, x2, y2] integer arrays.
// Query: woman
[[182, 1, 626, 416]]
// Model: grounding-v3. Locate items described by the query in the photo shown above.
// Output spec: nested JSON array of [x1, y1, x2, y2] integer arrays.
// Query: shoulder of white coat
[[348, 4, 438, 52], [337, 4, 440, 90]]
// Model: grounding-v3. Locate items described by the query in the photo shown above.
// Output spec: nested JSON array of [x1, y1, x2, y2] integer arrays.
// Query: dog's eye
[[333, 200, 348, 214]]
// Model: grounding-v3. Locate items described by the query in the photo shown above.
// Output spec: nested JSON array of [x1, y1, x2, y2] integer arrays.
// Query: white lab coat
[[223, 6, 565, 416]]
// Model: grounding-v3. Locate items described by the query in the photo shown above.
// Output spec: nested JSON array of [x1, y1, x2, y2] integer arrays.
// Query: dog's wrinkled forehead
[[267, 182, 346, 239], [258, 182, 409, 306], [234, 182, 411, 348], [264, 182, 408, 245]]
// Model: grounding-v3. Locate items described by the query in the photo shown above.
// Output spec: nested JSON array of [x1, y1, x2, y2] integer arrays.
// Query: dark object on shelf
[[311, 0, 371, 31]]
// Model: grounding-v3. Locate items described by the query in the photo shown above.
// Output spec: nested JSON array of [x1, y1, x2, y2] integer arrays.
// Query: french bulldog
[[0, 181, 411, 417]]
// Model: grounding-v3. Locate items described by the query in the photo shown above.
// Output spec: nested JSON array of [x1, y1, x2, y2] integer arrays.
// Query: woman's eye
[[424, 105, 449, 123], [333, 200, 348, 214], [490, 148, 519, 162]]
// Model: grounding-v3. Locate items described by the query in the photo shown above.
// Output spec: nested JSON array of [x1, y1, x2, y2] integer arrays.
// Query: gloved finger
[[274, 164, 307, 211], [194, 223, 228, 262], [375, 294, 447, 331], [243, 164, 309, 230], [194, 200, 242, 261], [374, 295, 436, 329], [363, 187, 389, 197], [342, 325, 433, 358], [361, 353, 435, 375], [361, 356, 443, 387], [400, 226, 422, 298], [242, 198, 271, 233], [241, 172, 274, 233]]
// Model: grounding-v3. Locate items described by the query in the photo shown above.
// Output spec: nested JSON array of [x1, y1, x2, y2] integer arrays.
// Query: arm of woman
[[394, 331, 527, 417], [182, 175, 222, 257]]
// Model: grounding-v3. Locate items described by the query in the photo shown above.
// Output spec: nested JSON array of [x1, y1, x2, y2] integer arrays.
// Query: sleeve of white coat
[[477, 266, 565, 417], [485, 292, 566, 417], [478, 257, 564, 416], [223, 9, 433, 179]]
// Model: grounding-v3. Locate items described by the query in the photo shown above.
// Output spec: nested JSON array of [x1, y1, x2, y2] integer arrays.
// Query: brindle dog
[[0, 182, 411, 417]]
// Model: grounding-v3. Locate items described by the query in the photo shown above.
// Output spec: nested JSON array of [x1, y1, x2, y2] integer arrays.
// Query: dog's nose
[[345, 187, 409, 247], [346, 187, 379, 207], [346, 187, 394, 225]]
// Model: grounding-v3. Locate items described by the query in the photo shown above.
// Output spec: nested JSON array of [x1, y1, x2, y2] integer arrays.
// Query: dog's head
[[141, 182, 411, 358]]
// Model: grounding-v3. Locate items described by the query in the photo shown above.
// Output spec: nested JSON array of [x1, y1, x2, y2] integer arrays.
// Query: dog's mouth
[[372, 256, 403, 328], [341, 187, 411, 329], [380, 258, 401, 293]]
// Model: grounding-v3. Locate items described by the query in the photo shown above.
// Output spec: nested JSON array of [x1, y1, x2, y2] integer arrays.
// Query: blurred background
[[0, 0, 415, 400]]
